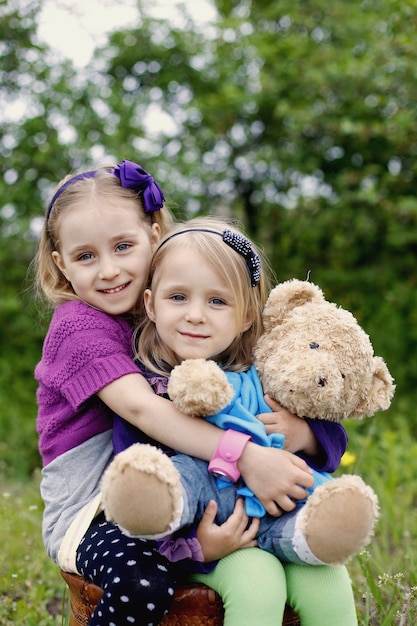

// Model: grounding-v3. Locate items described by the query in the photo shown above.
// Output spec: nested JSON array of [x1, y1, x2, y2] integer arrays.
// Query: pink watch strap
[[208, 429, 252, 482]]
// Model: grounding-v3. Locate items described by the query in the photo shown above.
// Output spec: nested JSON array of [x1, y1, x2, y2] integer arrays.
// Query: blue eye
[[116, 242, 131, 252], [310, 342, 319, 349], [79, 252, 94, 261]]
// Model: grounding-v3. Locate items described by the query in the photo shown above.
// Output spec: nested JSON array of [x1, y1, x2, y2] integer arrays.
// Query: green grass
[[1, 406, 416, 625], [339, 409, 417, 625], [0, 471, 66, 625]]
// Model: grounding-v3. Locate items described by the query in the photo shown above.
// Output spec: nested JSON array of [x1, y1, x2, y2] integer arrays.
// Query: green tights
[[190, 548, 358, 626]]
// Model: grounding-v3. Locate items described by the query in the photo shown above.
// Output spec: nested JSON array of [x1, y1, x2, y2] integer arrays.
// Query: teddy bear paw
[[101, 444, 183, 537], [295, 474, 379, 565]]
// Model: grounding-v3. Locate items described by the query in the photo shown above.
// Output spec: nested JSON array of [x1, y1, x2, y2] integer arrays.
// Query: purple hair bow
[[112, 160, 165, 213], [47, 159, 164, 219]]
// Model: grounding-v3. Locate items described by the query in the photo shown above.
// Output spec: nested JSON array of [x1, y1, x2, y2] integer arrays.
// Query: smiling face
[[144, 245, 252, 362], [52, 197, 160, 315]]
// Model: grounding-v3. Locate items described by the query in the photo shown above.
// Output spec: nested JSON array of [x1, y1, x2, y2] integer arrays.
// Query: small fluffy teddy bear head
[[254, 279, 395, 421], [168, 358, 235, 417]]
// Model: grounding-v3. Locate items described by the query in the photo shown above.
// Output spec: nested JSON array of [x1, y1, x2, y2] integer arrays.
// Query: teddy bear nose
[[317, 377, 328, 387]]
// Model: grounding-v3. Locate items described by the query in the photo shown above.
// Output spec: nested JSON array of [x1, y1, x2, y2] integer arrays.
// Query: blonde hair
[[32, 164, 173, 307], [136, 216, 272, 374]]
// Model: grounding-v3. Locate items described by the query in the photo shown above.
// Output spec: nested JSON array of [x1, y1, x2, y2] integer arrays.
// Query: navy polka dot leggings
[[76, 513, 178, 626]]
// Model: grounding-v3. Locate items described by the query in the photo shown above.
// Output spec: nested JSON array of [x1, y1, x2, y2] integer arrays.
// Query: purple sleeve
[[159, 535, 205, 562], [38, 302, 140, 410], [299, 419, 348, 472], [158, 529, 217, 574]]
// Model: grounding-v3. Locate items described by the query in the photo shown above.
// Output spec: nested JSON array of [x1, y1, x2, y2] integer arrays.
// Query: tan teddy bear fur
[[254, 279, 394, 421]]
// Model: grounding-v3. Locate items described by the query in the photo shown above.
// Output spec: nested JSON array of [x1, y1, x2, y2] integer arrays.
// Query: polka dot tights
[[76, 514, 177, 626]]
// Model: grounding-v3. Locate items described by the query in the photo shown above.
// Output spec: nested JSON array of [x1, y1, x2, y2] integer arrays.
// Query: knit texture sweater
[[36, 300, 140, 466]]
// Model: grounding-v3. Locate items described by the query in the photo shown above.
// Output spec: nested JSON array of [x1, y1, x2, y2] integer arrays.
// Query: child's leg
[[76, 513, 178, 626], [284, 563, 358, 626], [190, 548, 286, 626]]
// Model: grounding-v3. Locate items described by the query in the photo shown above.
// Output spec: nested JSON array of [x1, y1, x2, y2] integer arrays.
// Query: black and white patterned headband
[[156, 228, 261, 287]]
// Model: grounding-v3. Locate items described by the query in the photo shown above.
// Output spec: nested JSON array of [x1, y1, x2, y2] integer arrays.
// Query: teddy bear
[[101, 279, 395, 566]]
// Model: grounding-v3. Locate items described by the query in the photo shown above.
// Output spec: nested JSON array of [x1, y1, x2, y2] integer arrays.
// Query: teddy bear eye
[[309, 342, 319, 349]]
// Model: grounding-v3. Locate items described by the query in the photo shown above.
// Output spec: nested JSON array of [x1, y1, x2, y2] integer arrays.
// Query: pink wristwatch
[[208, 430, 252, 482]]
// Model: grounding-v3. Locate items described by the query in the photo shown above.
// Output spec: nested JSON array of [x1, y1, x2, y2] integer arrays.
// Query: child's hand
[[238, 443, 314, 517], [258, 395, 319, 456], [196, 499, 259, 562]]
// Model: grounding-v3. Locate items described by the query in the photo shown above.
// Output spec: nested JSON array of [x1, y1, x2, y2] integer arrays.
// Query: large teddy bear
[[101, 279, 395, 566]]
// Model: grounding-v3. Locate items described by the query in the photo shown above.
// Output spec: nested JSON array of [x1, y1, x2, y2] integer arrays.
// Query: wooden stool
[[61, 569, 301, 626]]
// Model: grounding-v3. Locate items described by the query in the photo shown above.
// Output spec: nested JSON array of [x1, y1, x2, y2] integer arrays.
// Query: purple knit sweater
[[35, 300, 141, 466]]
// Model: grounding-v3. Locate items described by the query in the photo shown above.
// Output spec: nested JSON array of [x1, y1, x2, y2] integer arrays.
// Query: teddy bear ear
[[353, 356, 395, 418], [263, 279, 325, 330]]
